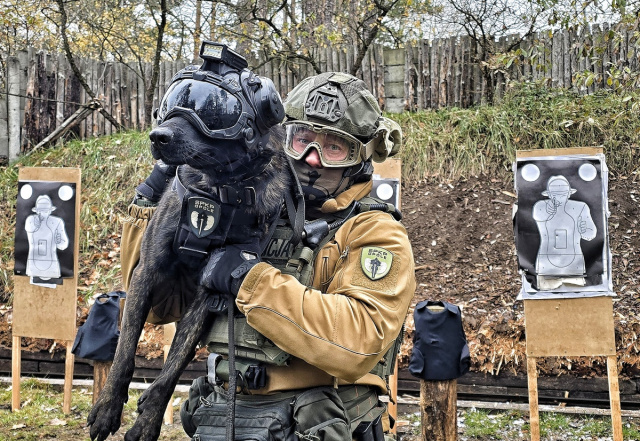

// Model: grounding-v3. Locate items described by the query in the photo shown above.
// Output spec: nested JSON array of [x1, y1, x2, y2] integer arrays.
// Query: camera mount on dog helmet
[[154, 41, 284, 151]]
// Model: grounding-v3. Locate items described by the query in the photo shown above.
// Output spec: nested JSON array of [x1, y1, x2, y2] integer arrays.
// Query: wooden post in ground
[[163, 323, 176, 425], [63, 344, 74, 413], [420, 379, 457, 441], [93, 297, 125, 405], [607, 355, 623, 441], [526, 357, 540, 441], [12, 336, 21, 411], [92, 361, 112, 404]]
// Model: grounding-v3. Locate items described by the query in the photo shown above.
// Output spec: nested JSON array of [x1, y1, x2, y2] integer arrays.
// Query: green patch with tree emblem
[[361, 247, 393, 280]]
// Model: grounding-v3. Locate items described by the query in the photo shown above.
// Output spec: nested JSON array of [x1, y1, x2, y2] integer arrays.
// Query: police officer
[[122, 72, 415, 440]]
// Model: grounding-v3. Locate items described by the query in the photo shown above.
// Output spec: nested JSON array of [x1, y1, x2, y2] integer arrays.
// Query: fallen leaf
[[11, 424, 26, 430], [49, 418, 67, 426]]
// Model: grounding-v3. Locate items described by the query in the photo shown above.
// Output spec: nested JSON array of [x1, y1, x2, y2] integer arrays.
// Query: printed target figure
[[25, 195, 69, 280], [533, 175, 596, 281]]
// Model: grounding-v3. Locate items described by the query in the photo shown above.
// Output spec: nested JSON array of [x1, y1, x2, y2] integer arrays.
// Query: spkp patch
[[361, 246, 393, 281], [188, 196, 220, 238]]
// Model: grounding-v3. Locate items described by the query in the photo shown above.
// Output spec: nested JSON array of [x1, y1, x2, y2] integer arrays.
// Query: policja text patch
[[361, 246, 393, 280]]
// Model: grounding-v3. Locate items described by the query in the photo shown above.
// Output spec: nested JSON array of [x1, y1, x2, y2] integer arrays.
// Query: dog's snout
[[149, 127, 174, 145]]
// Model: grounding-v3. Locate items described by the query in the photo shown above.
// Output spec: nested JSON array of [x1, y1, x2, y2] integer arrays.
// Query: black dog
[[87, 115, 291, 441]]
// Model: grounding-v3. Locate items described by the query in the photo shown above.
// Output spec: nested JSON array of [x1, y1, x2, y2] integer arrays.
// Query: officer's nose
[[304, 148, 323, 169]]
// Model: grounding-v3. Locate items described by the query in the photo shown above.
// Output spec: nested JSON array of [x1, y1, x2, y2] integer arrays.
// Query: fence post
[[7, 56, 22, 161]]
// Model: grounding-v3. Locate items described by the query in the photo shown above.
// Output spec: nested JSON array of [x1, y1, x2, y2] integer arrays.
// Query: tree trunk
[[194, 0, 202, 62], [144, 0, 168, 128]]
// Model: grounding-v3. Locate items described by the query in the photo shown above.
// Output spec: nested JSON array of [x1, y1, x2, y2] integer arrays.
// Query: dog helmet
[[154, 42, 285, 151]]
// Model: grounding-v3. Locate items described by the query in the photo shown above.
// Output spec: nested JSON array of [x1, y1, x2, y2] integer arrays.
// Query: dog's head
[[149, 48, 284, 175]]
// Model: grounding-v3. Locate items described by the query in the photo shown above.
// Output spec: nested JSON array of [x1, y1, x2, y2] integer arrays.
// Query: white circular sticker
[[521, 164, 540, 182], [58, 185, 74, 201], [20, 184, 33, 200], [376, 183, 394, 201], [578, 163, 597, 181]]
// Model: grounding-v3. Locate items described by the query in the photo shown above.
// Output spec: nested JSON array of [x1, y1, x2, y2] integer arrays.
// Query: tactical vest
[[200, 196, 404, 389]]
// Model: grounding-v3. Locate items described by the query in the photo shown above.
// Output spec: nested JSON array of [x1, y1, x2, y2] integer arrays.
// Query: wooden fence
[[0, 22, 637, 161], [403, 23, 640, 110]]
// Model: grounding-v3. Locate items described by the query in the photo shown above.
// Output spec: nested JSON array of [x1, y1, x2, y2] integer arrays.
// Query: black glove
[[200, 242, 261, 296], [135, 160, 177, 203]]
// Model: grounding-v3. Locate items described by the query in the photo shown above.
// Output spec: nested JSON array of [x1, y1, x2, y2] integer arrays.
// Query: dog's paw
[[87, 392, 127, 441], [124, 413, 163, 441]]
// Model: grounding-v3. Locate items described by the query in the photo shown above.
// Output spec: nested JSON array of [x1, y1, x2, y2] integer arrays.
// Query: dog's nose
[[149, 127, 174, 145]]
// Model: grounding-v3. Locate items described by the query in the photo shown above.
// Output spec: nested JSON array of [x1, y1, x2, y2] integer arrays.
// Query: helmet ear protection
[[239, 70, 285, 143]]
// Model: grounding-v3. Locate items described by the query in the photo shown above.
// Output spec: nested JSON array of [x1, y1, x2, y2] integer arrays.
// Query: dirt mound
[[1, 173, 639, 379]]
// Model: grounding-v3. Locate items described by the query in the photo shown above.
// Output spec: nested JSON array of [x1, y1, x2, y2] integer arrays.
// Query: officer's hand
[[135, 160, 177, 203], [200, 242, 261, 296]]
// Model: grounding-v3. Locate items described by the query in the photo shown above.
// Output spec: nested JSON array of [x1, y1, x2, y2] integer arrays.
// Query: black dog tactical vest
[[408, 300, 470, 381], [201, 197, 404, 386]]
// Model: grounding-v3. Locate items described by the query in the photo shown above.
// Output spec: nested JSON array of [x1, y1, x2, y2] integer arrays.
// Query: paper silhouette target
[[14, 181, 76, 288], [514, 155, 611, 299]]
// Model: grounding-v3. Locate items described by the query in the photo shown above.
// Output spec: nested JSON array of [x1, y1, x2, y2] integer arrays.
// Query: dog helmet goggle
[[283, 121, 370, 168], [156, 70, 255, 142]]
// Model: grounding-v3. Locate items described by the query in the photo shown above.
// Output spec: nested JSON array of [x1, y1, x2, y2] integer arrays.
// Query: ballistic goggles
[[156, 71, 252, 140], [284, 121, 370, 168]]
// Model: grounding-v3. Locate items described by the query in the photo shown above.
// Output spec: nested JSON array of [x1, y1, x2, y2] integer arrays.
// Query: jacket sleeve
[[121, 204, 155, 290], [236, 211, 416, 382]]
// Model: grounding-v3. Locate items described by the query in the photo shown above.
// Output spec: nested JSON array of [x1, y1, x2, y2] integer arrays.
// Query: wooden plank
[[114, 62, 122, 127], [473, 41, 482, 105], [56, 53, 66, 129], [339, 48, 347, 73], [12, 336, 21, 411], [361, 46, 372, 92], [63, 343, 73, 413], [527, 357, 540, 441], [130, 62, 138, 130], [431, 39, 439, 108], [602, 23, 611, 90], [607, 355, 623, 441], [454, 36, 461, 107], [439, 38, 448, 107], [447, 36, 455, 106], [7, 56, 22, 160], [374, 45, 385, 108], [404, 46, 414, 112], [552, 30, 561, 88], [422, 40, 431, 109], [524, 297, 615, 357], [590, 24, 600, 93]]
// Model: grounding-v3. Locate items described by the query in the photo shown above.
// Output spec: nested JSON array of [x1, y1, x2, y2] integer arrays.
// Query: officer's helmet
[[283, 72, 401, 167]]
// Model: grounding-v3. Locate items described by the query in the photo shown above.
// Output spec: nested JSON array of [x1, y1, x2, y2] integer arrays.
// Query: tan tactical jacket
[[120, 180, 415, 396]]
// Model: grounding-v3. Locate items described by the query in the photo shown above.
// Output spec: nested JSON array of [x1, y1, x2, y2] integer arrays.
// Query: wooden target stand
[[517, 149, 622, 441], [12, 168, 81, 413]]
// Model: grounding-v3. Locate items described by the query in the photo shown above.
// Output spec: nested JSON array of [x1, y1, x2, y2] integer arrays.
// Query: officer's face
[[291, 128, 353, 169]]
